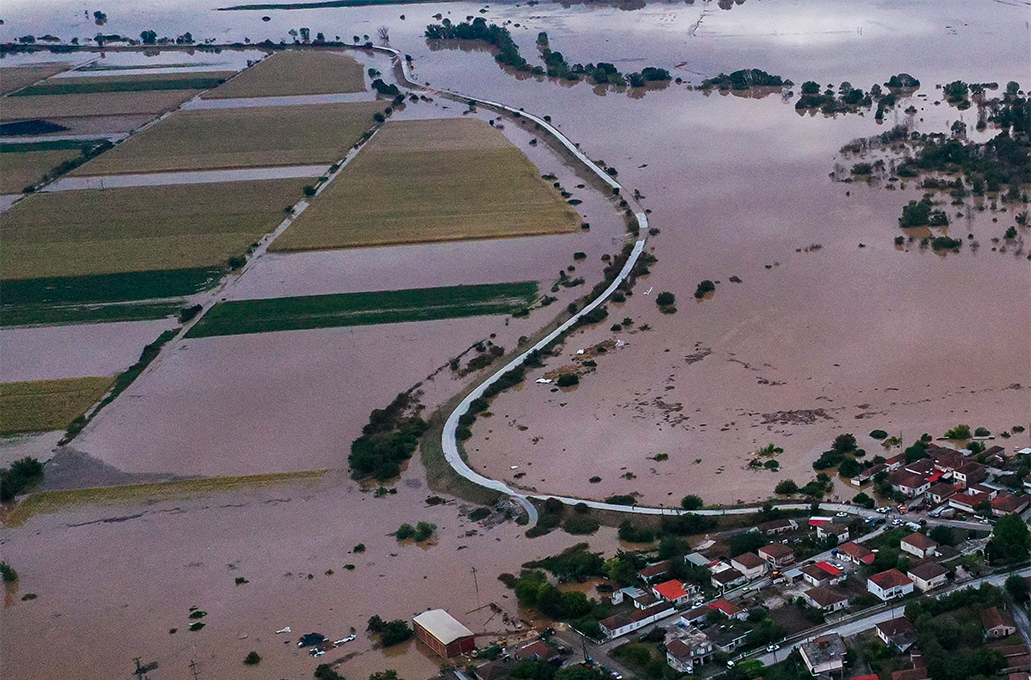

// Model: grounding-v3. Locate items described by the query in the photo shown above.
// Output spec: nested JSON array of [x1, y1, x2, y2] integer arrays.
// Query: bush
[[605, 495, 636, 506], [227, 255, 246, 270], [563, 514, 600, 535], [556, 374, 580, 387], [693, 280, 715, 299], [243, 651, 262, 665], [315, 665, 345, 680], [869, 429, 888, 440], [395, 523, 416, 540], [775, 479, 799, 495], [618, 520, 655, 543], [414, 521, 437, 541], [303, 184, 317, 197], [974, 426, 991, 437], [379, 620, 414, 646], [0, 562, 18, 583], [0, 457, 45, 502], [353, 543, 366, 553], [944, 424, 971, 440], [680, 494, 704, 510], [853, 492, 875, 509], [656, 291, 675, 306], [468, 507, 491, 522]]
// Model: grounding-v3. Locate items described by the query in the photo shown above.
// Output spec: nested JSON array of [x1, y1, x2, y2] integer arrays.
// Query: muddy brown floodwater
[[0, 458, 620, 680]]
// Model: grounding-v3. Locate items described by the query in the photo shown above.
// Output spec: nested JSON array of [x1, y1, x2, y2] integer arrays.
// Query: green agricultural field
[[0, 377, 115, 435], [272, 118, 579, 251], [1, 300, 183, 327], [201, 50, 365, 98], [12, 72, 235, 96], [0, 179, 307, 280], [187, 281, 539, 337], [0, 139, 111, 153], [76, 102, 383, 175], [0, 149, 81, 193]]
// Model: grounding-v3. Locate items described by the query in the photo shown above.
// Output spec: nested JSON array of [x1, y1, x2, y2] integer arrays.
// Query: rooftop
[[731, 552, 765, 569], [709, 598, 742, 617], [805, 585, 849, 608], [876, 617, 915, 638], [908, 562, 948, 581], [801, 563, 834, 582], [901, 532, 938, 550], [869, 569, 914, 589], [992, 493, 1030, 514], [654, 580, 689, 600], [758, 542, 794, 559], [413, 609, 474, 645], [837, 541, 875, 563], [982, 606, 1016, 631], [638, 561, 670, 578], [711, 567, 745, 585], [888, 470, 928, 489], [665, 629, 712, 658], [926, 482, 960, 498], [815, 561, 842, 576], [799, 633, 847, 668]]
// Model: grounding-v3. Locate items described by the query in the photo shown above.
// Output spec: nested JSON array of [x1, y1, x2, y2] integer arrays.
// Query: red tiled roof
[[869, 569, 914, 589], [992, 493, 1030, 514], [708, 598, 742, 617], [888, 470, 928, 489], [901, 532, 938, 550], [731, 552, 765, 569], [805, 585, 848, 608], [815, 561, 842, 576], [950, 492, 978, 508], [838, 541, 875, 564], [908, 562, 948, 581], [638, 561, 670, 578], [654, 580, 688, 600], [876, 617, 915, 637], [758, 543, 794, 559]]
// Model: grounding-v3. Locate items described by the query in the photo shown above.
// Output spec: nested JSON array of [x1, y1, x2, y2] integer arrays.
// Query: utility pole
[[133, 657, 148, 680], [471, 567, 480, 609], [190, 643, 201, 680]]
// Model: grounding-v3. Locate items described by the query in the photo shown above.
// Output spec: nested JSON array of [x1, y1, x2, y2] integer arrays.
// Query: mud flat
[[202, 50, 366, 98], [0, 464, 617, 680], [274, 117, 580, 251], [74, 102, 383, 175], [73, 312, 552, 479], [0, 178, 308, 280]]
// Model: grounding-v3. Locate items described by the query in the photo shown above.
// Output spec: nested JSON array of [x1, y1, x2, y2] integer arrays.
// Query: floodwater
[[44, 164, 333, 191], [0, 431, 63, 466], [0, 460, 621, 680], [0, 318, 178, 382]]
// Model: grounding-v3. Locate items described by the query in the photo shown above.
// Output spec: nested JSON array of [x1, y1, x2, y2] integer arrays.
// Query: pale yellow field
[[0, 179, 308, 280], [0, 149, 80, 193], [272, 118, 580, 251], [202, 51, 365, 99], [0, 63, 71, 94], [0, 90, 200, 121], [0, 376, 114, 435], [75, 102, 383, 175]]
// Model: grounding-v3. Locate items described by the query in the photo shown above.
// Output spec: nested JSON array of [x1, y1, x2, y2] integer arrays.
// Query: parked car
[[836, 511, 848, 517], [766, 644, 780, 652]]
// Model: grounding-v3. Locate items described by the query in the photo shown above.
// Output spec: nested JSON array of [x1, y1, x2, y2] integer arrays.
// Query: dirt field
[[0, 63, 71, 94], [0, 149, 80, 193], [272, 118, 580, 251], [0, 376, 114, 435], [201, 50, 365, 99], [75, 102, 383, 175], [13, 71, 235, 96], [0, 179, 307, 280], [0, 89, 202, 121]]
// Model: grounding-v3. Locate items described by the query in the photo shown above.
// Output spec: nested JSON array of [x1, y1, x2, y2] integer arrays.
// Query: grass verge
[[0, 377, 115, 435], [1, 470, 327, 527], [186, 281, 539, 338]]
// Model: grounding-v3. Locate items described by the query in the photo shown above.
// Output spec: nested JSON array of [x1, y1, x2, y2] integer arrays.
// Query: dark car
[[298, 633, 327, 648]]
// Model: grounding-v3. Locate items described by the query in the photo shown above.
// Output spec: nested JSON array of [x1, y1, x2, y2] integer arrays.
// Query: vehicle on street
[[766, 644, 780, 652], [836, 512, 848, 517]]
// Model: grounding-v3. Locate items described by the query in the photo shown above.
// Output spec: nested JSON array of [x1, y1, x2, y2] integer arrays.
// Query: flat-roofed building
[[414, 609, 476, 658]]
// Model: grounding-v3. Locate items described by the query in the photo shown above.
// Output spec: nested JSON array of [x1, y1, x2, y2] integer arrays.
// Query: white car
[[766, 644, 780, 652], [836, 511, 848, 517]]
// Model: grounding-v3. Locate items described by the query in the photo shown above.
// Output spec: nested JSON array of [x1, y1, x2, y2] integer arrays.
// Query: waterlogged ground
[[0, 463, 620, 680]]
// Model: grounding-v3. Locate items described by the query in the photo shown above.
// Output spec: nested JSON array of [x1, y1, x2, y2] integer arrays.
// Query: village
[[399, 439, 1031, 680]]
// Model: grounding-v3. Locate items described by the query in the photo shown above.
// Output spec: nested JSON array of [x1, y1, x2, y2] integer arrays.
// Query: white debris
[[276, 626, 292, 634], [535, 378, 553, 384], [510, 465, 519, 470], [576, 349, 585, 355], [644, 287, 653, 295]]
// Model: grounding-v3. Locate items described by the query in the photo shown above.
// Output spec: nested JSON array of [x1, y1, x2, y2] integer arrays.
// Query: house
[[954, 461, 987, 488], [475, 661, 512, 680], [803, 585, 850, 612], [758, 518, 798, 535], [599, 601, 676, 639], [992, 493, 1030, 517], [852, 463, 886, 486], [799, 634, 847, 676], [677, 606, 710, 626], [876, 617, 917, 652], [983, 606, 1018, 639], [652, 580, 692, 606], [987, 640, 1031, 674], [708, 598, 747, 621], [801, 562, 844, 587], [704, 624, 749, 653], [904, 458, 937, 476], [710, 564, 747, 591], [637, 561, 670, 582], [868, 569, 915, 601], [908, 562, 948, 592], [758, 542, 795, 568], [888, 470, 931, 497], [926, 482, 960, 504], [929, 446, 965, 467], [413, 609, 476, 658], [837, 541, 875, 566], [730, 552, 766, 579], [665, 628, 715, 673], [971, 483, 1000, 500], [949, 492, 979, 513], [815, 522, 850, 543], [684, 552, 711, 568], [892, 668, 931, 680], [514, 641, 560, 664], [885, 453, 905, 470], [900, 532, 939, 559]]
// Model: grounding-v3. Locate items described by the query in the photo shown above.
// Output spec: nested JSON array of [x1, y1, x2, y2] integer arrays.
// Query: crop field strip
[[0, 64, 72, 94], [11, 72, 236, 97], [0, 90, 205, 122], [0, 376, 115, 435], [0, 149, 81, 193], [187, 281, 540, 337], [0, 179, 309, 280], [201, 50, 365, 99], [74, 102, 383, 175], [272, 118, 580, 251]]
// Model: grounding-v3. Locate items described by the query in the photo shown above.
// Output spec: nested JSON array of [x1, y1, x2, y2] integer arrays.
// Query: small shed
[[414, 609, 476, 658]]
